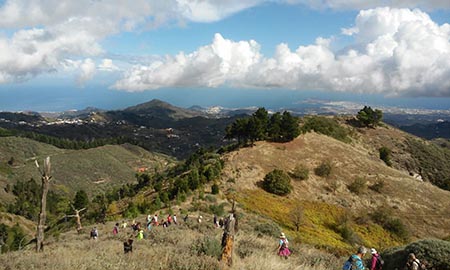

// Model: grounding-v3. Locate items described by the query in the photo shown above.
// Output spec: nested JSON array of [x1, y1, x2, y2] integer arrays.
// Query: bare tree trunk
[[220, 200, 238, 267], [35, 157, 51, 252], [67, 206, 86, 233]]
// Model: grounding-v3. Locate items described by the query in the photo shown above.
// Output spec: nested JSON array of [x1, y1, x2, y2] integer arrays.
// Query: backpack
[[281, 239, 288, 249], [342, 256, 354, 270], [407, 259, 426, 270], [415, 259, 426, 270], [375, 255, 384, 270]]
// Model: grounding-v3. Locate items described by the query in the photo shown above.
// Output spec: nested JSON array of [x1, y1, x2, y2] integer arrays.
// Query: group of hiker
[[341, 245, 426, 270], [89, 215, 427, 269], [275, 232, 426, 270], [88, 211, 230, 254]]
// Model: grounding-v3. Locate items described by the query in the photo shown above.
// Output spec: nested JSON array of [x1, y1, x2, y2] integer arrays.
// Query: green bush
[[382, 239, 450, 270], [262, 169, 292, 196], [348, 177, 367, 195], [209, 203, 225, 217], [191, 236, 222, 258], [123, 202, 140, 218], [254, 222, 281, 238], [300, 116, 351, 143], [385, 218, 409, 241], [204, 194, 217, 203], [338, 224, 360, 244], [211, 183, 219, 194], [379, 146, 392, 166], [314, 160, 332, 178], [357, 106, 383, 127], [237, 238, 265, 259], [370, 207, 409, 241], [290, 164, 309, 181], [370, 179, 385, 193], [407, 138, 450, 191]]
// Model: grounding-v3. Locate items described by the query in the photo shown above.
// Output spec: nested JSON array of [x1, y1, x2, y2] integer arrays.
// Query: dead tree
[[35, 157, 52, 252], [220, 200, 239, 267], [66, 204, 86, 233]]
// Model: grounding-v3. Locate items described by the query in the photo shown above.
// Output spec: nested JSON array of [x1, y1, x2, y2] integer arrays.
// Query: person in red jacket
[[370, 248, 384, 270]]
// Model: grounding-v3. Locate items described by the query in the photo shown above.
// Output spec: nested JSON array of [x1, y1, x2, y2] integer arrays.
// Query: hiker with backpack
[[123, 236, 133, 254], [370, 248, 384, 270], [343, 246, 367, 270], [276, 232, 291, 259], [112, 223, 119, 236], [405, 253, 425, 270], [90, 227, 98, 240]]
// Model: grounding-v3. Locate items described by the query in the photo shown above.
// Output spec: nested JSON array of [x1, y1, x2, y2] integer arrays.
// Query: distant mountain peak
[[124, 99, 206, 120]]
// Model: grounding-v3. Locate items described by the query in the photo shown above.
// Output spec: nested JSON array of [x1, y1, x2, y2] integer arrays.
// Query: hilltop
[[0, 136, 175, 203], [219, 121, 450, 253]]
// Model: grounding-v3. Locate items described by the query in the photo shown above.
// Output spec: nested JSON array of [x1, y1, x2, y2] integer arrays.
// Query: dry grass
[[221, 130, 450, 251], [0, 213, 341, 270]]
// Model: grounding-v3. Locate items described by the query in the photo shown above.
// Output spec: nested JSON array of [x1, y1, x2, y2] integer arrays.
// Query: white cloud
[[113, 33, 261, 91], [287, 0, 450, 10], [98, 59, 119, 72], [0, 0, 262, 83], [114, 8, 450, 97], [77, 58, 96, 86], [0, 22, 102, 83], [0, 1, 449, 89]]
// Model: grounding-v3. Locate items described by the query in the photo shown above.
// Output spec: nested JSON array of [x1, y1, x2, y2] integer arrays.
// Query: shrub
[[300, 116, 351, 143], [236, 238, 264, 259], [357, 106, 383, 127], [370, 207, 409, 241], [379, 146, 392, 166], [211, 183, 219, 194], [327, 179, 339, 193], [191, 236, 222, 258], [407, 138, 450, 191], [209, 203, 225, 217], [348, 177, 367, 195], [339, 224, 360, 244], [254, 222, 281, 237], [370, 179, 385, 193], [382, 239, 450, 270], [204, 194, 217, 203], [314, 160, 332, 178], [290, 164, 309, 181], [385, 218, 409, 241], [123, 202, 140, 218], [262, 169, 292, 196]]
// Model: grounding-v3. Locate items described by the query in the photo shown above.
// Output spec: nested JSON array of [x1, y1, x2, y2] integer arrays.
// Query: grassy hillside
[[0, 208, 342, 270], [0, 137, 175, 203], [220, 128, 450, 254]]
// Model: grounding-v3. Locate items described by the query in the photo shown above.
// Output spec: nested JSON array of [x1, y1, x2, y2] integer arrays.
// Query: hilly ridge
[[220, 124, 450, 252], [0, 137, 175, 202], [0, 105, 449, 269]]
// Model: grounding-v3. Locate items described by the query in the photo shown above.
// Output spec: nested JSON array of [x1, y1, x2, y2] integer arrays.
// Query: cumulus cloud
[[0, 21, 102, 83], [114, 8, 450, 97], [98, 59, 119, 72], [114, 33, 261, 91], [0, 0, 262, 83], [1, 1, 449, 89], [287, 0, 450, 10], [77, 58, 96, 86]]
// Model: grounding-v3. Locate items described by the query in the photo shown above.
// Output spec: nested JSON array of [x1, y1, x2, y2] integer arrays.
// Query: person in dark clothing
[[124, 237, 134, 254]]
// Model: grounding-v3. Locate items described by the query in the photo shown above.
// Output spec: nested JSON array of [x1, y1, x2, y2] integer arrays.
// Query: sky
[[0, 0, 450, 112]]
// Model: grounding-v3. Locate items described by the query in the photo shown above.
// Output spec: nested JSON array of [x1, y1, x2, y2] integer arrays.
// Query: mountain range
[[0, 99, 449, 269]]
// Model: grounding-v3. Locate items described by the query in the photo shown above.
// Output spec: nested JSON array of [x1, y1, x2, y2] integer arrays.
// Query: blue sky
[[0, 1, 450, 111]]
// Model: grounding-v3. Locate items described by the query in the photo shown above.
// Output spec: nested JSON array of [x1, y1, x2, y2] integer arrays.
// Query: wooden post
[[35, 157, 52, 252], [220, 200, 238, 267]]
